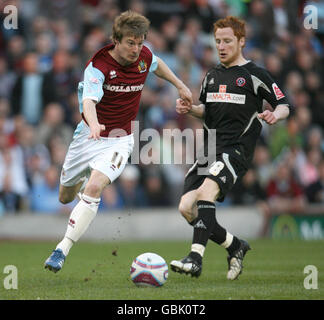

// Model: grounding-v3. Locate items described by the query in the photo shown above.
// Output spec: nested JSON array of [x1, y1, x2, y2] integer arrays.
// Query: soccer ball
[[130, 252, 168, 287]]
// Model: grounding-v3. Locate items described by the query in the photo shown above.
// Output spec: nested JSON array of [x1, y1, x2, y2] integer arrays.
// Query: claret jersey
[[77, 43, 158, 137], [199, 61, 290, 165]]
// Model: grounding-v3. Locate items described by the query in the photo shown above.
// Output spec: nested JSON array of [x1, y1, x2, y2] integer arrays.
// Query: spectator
[[295, 105, 312, 141], [117, 165, 148, 208], [42, 50, 80, 124], [36, 102, 73, 147], [264, 53, 285, 87], [253, 144, 274, 188], [11, 52, 56, 125], [30, 165, 71, 214], [183, 0, 218, 33], [271, 0, 291, 41], [266, 162, 306, 214], [16, 123, 51, 187], [34, 32, 55, 73], [46, 134, 68, 168], [143, 165, 171, 207], [0, 98, 15, 143], [269, 115, 303, 159], [0, 0, 323, 218], [297, 147, 321, 188], [5, 35, 26, 71], [306, 126, 324, 152], [283, 70, 304, 104], [0, 56, 16, 98], [99, 184, 124, 211], [246, 0, 275, 49], [231, 168, 267, 205], [0, 132, 29, 213], [306, 159, 324, 204]]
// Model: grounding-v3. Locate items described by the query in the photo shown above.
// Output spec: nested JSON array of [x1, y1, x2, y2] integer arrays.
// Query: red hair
[[213, 16, 246, 41]]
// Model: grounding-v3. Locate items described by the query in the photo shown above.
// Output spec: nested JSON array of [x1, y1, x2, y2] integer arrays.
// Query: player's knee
[[84, 181, 103, 198], [178, 202, 188, 217], [178, 201, 193, 222]]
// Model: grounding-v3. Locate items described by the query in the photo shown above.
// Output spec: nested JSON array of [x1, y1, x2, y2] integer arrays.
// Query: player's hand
[[258, 110, 278, 125], [176, 98, 192, 114], [178, 85, 193, 106], [88, 123, 105, 140]]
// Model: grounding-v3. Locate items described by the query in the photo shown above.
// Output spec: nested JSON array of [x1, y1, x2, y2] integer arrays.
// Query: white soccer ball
[[130, 252, 168, 287]]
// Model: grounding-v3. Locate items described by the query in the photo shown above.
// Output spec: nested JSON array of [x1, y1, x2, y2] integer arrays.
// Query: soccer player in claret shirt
[[170, 16, 291, 280], [44, 11, 192, 272]]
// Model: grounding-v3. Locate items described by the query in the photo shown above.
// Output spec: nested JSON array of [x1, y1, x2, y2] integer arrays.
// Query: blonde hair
[[112, 10, 150, 42]]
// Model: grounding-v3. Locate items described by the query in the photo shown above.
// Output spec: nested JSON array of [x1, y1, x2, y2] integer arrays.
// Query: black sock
[[209, 223, 227, 245], [189, 251, 202, 264], [190, 211, 240, 254], [190, 207, 227, 245], [226, 236, 241, 255], [192, 200, 216, 248]]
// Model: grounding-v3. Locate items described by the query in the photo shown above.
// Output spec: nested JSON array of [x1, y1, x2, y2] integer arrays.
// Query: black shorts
[[183, 147, 248, 202]]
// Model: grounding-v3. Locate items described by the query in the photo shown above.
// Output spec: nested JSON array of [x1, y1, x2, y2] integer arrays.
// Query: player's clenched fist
[[258, 110, 278, 125], [176, 98, 192, 114]]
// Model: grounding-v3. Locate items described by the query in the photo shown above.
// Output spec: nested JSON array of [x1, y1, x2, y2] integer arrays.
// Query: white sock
[[56, 237, 73, 256], [191, 243, 205, 257], [57, 194, 100, 256], [220, 232, 234, 249]]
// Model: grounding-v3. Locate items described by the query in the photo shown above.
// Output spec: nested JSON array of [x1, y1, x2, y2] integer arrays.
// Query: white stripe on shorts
[[185, 160, 198, 178], [222, 153, 237, 184]]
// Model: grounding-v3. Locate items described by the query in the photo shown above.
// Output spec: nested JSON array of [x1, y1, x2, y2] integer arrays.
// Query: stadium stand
[[0, 0, 324, 238]]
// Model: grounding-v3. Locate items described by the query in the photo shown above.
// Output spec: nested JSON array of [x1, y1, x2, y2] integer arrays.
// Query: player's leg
[[177, 160, 204, 225], [193, 178, 250, 280], [178, 187, 237, 246], [170, 177, 219, 277], [58, 181, 84, 204], [172, 151, 251, 279], [45, 169, 109, 273], [45, 134, 134, 273], [178, 190, 198, 224], [57, 170, 109, 253]]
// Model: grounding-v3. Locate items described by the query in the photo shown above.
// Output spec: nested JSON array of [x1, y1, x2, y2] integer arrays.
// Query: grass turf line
[[0, 239, 323, 300]]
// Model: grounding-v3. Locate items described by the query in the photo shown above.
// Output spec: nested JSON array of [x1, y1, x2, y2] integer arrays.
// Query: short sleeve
[[251, 67, 290, 109], [149, 53, 158, 72], [82, 62, 105, 103]]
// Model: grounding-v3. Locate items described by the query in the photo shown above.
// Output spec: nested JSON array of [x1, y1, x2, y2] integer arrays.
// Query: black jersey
[[199, 61, 290, 165]]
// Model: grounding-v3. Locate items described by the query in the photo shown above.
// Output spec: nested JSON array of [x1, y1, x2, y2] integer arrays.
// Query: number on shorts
[[209, 161, 224, 176], [111, 152, 123, 169]]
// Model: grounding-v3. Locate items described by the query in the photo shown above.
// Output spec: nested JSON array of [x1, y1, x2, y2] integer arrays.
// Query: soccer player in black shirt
[[170, 16, 290, 280]]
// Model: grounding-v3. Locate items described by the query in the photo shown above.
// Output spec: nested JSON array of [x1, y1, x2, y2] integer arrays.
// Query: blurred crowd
[[0, 0, 324, 220]]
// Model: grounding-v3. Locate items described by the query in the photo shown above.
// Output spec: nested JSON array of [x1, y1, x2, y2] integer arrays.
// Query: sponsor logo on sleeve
[[272, 83, 285, 100], [90, 77, 99, 84]]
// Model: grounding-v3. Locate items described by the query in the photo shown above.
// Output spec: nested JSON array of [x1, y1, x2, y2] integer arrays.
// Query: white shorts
[[60, 121, 134, 187]]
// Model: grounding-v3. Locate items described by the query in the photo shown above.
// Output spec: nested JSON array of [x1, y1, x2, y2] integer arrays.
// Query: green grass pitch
[[0, 239, 323, 300]]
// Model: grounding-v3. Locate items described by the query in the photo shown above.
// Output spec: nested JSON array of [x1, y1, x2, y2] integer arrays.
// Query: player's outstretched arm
[[258, 104, 289, 125], [83, 98, 105, 140], [154, 57, 193, 105]]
